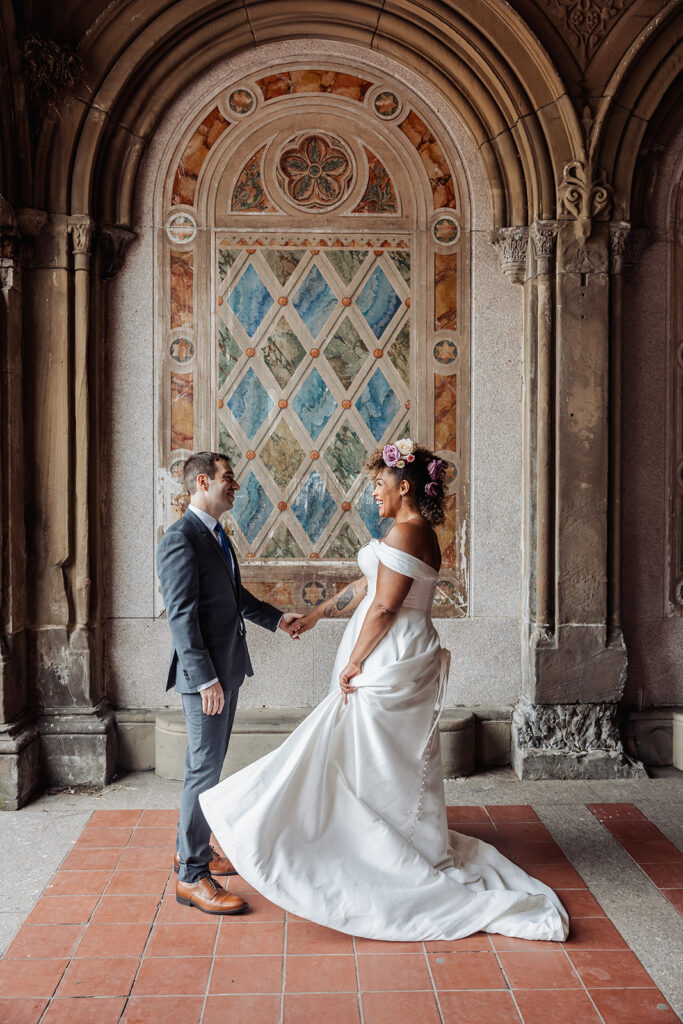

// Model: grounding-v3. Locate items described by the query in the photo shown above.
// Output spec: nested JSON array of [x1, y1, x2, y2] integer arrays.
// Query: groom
[[156, 451, 302, 915]]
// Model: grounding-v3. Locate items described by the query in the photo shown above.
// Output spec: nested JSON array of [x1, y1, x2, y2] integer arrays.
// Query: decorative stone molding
[[68, 215, 94, 257], [96, 225, 138, 280], [513, 698, 622, 754], [558, 161, 612, 221], [544, 0, 635, 64], [490, 227, 528, 284], [608, 221, 631, 274], [530, 220, 558, 274]]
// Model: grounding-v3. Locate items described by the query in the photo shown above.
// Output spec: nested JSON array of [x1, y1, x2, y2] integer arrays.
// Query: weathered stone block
[[440, 711, 475, 777], [528, 624, 627, 705], [38, 704, 117, 788], [0, 720, 40, 810]]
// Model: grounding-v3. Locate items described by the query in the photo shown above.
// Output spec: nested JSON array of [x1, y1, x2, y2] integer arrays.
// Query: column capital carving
[[0, 195, 19, 293], [530, 220, 558, 274], [490, 226, 528, 285], [68, 215, 95, 257], [558, 160, 612, 221], [608, 221, 631, 274], [95, 225, 137, 280]]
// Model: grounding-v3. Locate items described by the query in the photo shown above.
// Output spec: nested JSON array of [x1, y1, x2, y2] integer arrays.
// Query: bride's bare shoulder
[[383, 521, 438, 563]]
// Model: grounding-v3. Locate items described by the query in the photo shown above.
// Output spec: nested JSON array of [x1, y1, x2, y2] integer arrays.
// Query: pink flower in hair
[[427, 458, 445, 480], [382, 444, 401, 467], [424, 481, 439, 496]]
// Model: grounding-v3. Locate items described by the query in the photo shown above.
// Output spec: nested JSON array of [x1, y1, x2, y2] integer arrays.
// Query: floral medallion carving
[[277, 133, 354, 209], [559, 161, 612, 220], [544, 0, 635, 63]]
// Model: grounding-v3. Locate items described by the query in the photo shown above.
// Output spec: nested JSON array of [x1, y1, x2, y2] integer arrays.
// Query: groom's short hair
[[183, 451, 231, 495]]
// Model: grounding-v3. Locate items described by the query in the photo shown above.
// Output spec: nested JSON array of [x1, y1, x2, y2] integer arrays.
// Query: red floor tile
[[587, 804, 645, 822], [497, 950, 581, 989], [233, 891, 285, 921], [87, 810, 142, 828], [424, 933, 492, 952], [25, 895, 99, 925], [56, 956, 138, 997], [505, 841, 570, 865], [494, 822, 552, 842], [605, 821, 666, 842], [451, 823, 500, 843], [210, 955, 283, 994], [117, 847, 173, 871], [90, 893, 161, 924], [46, 871, 112, 896], [284, 992, 362, 1023], [438, 990, 521, 1024], [132, 956, 211, 996], [105, 870, 170, 895], [641, 862, 683, 888], [154, 894, 221, 924], [128, 827, 177, 848], [489, 933, 569, 953], [146, 921, 217, 957], [138, 810, 179, 828], [0, 997, 48, 1024], [74, 921, 150, 958], [226, 874, 258, 893], [555, 889, 605, 917], [41, 996, 127, 1023], [445, 806, 489, 823], [563, 917, 628, 950], [660, 888, 683, 912], [589, 987, 680, 1024], [5, 924, 84, 960], [0, 959, 68, 997], [354, 937, 423, 954], [356, 953, 432, 991], [61, 847, 122, 872], [427, 951, 506, 990], [567, 950, 657, 988], [513, 988, 602, 1023], [620, 839, 683, 864], [284, 954, 356, 993], [75, 826, 133, 848], [485, 805, 540, 823], [120, 995, 204, 1024], [362, 990, 441, 1024], [216, 921, 284, 955], [527, 863, 587, 889], [286, 921, 353, 954], [203, 994, 282, 1024]]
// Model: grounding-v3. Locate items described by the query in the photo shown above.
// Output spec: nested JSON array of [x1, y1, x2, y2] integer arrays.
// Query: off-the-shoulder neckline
[[370, 538, 440, 576]]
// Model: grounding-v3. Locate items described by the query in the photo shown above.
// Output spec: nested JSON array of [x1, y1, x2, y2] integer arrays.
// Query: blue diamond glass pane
[[292, 266, 337, 339], [355, 479, 391, 539], [231, 470, 273, 543], [291, 470, 336, 543], [355, 368, 400, 441], [356, 266, 401, 339], [292, 367, 336, 440], [228, 264, 273, 337], [227, 368, 273, 439]]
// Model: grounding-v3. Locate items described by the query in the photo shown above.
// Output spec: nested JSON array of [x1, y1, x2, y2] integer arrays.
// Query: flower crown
[[382, 439, 445, 496]]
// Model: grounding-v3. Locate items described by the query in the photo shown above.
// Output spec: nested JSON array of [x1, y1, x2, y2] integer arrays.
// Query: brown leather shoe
[[176, 875, 248, 915], [173, 847, 237, 877]]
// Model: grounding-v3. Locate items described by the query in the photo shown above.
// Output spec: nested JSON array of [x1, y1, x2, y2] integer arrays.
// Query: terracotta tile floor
[[0, 805, 680, 1024]]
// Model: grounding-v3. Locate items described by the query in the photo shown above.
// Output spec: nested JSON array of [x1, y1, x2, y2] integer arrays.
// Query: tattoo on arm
[[321, 578, 366, 618]]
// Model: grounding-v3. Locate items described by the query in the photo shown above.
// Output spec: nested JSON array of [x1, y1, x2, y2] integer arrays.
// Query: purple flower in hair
[[382, 444, 401, 467], [427, 458, 445, 481], [424, 481, 439, 496]]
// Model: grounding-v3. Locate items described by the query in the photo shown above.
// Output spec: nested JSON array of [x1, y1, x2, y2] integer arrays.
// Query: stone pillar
[[0, 198, 40, 808], [18, 208, 117, 790], [494, 161, 644, 779]]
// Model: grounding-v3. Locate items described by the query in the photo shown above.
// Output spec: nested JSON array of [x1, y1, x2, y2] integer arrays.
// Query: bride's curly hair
[[365, 443, 447, 526]]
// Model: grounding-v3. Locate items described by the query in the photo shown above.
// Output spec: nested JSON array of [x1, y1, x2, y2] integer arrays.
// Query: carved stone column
[[0, 198, 40, 808], [498, 161, 644, 778]]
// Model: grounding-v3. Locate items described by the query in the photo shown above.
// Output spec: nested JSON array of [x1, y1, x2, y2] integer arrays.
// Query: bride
[[199, 439, 569, 942]]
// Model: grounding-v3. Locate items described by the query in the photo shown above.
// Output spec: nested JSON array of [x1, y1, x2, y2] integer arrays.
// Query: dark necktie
[[214, 522, 235, 580]]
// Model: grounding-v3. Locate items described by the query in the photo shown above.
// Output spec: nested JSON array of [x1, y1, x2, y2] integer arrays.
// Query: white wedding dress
[[200, 539, 569, 942]]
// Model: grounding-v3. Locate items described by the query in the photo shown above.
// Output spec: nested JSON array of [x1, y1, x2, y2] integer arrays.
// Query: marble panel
[[399, 109, 456, 209], [231, 469, 274, 543], [355, 367, 400, 440], [227, 367, 273, 439], [170, 372, 193, 451], [231, 144, 276, 211], [354, 478, 391, 538], [171, 107, 230, 206], [323, 522, 362, 558], [435, 252, 458, 330], [434, 373, 457, 452], [324, 317, 369, 389], [353, 148, 398, 213], [260, 419, 306, 488], [256, 69, 371, 101], [387, 323, 410, 384], [291, 470, 337, 543], [292, 265, 337, 338], [262, 316, 306, 388], [217, 423, 241, 466], [324, 423, 366, 491], [323, 249, 369, 286], [436, 493, 458, 570], [356, 265, 402, 339], [227, 263, 274, 337], [217, 245, 239, 283], [292, 367, 337, 440], [388, 250, 411, 286], [217, 321, 241, 387], [170, 252, 193, 329], [261, 521, 304, 558], [263, 247, 305, 286]]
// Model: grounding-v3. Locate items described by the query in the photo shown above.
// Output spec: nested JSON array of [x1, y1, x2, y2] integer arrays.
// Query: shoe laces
[[204, 875, 220, 896]]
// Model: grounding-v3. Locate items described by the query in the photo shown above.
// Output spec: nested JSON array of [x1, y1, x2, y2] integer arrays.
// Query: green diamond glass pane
[[261, 420, 306, 488], [323, 522, 362, 559], [218, 321, 241, 388], [324, 318, 368, 390], [263, 249, 305, 287], [261, 521, 304, 558], [387, 323, 410, 385], [323, 249, 369, 286], [389, 250, 411, 286], [324, 424, 366, 492], [218, 247, 240, 283], [217, 423, 241, 466], [262, 317, 306, 389]]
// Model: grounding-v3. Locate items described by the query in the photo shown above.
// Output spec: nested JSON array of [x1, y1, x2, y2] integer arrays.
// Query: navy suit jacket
[[156, 510, 282, 694]]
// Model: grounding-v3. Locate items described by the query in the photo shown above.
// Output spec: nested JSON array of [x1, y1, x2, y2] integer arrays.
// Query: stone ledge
[[623, 707, 683, 768]]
